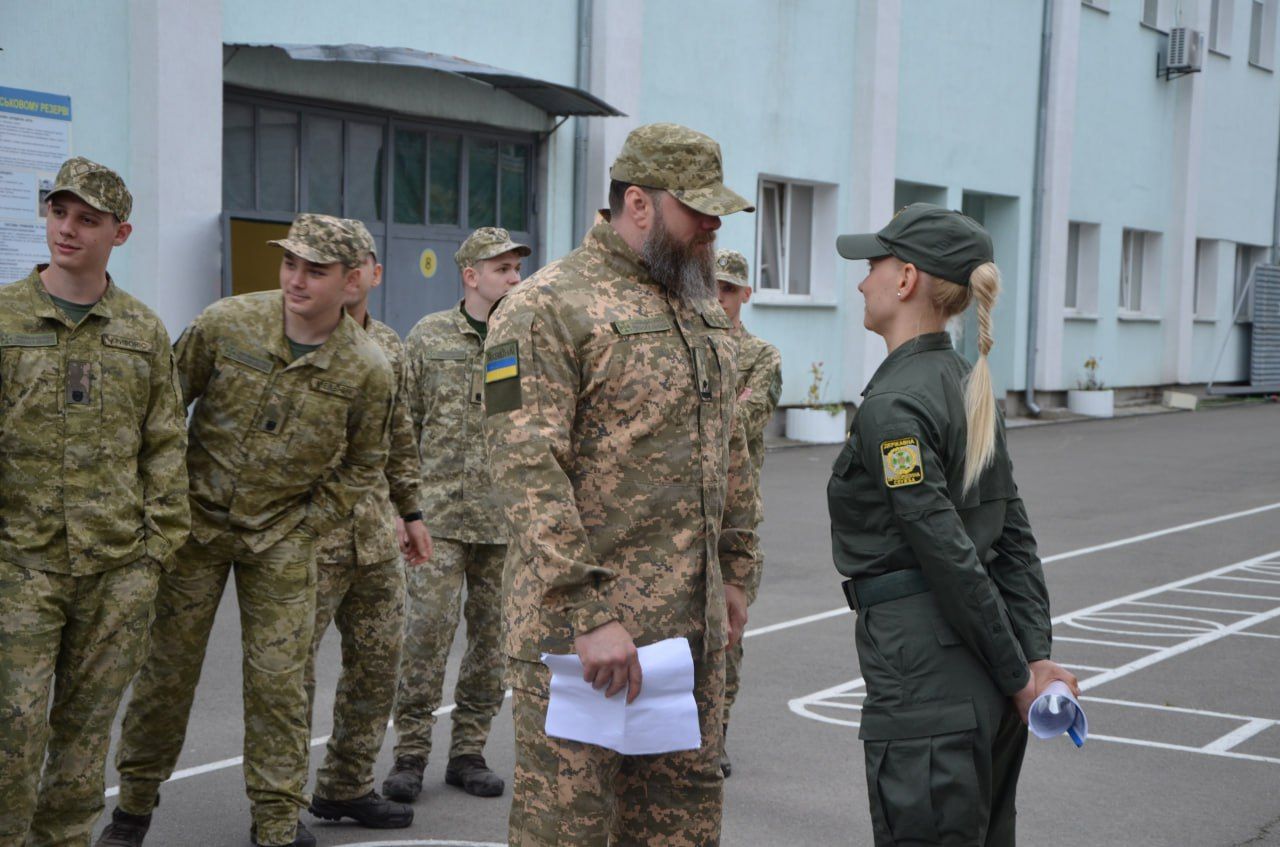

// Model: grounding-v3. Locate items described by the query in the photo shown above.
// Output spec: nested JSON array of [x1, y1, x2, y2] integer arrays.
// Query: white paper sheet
[[1028, 680, 1088, 747], [541, 636, 702, 755]]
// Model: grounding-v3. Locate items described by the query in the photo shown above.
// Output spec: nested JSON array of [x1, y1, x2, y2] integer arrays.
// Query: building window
[[1210, 0, 1235, 54], [755, 177, 837, 301], [1234, 242, 1268, 321], [1082, 0, 1110, 12], [1194, 239, 1218, 319], [1065, 221, 1100, 313], [1120, 228, 1161, 315], [1142, 0, 1166, 30], [1250, 0, 1277, 68]]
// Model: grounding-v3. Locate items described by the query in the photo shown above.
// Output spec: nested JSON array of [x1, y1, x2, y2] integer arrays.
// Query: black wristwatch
[[402, 511, 423, 523]]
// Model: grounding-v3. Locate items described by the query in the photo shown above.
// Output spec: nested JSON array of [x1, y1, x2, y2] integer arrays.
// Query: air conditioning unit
[[1166, 27, 1204, 73]]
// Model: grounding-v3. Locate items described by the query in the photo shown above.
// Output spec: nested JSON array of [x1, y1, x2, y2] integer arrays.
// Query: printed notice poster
[[0, 86, 72, 281]]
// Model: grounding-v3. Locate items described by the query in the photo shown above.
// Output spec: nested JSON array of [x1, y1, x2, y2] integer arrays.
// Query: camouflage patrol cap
[[714, 249, 750, 288], [268, 213, 364, 267], [454, 226, 531, 268], [48, 157, 133, 222], [610, 123, 754, 217], [343, 218, 378, 261]]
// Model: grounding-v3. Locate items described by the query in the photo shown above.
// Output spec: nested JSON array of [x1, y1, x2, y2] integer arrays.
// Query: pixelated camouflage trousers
[[392, 539, 505, 763], [724, 640, 745, 734], [0, 557, 159, 847], [304, 555, 404, 800], [507, 646, 726, 847], [114, 528, 316, 847]]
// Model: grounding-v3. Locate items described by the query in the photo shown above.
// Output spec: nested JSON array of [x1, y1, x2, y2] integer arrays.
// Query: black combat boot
[[94, 808, 151, 847], [444, 754, 505, 797], [249, 820, 316, 847], [381, 754, 426, 802], [309, 790, 413, 828]]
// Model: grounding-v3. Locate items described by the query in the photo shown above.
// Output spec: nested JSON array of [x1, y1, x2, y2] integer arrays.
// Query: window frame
[[1193, 238, 1219, 321], [1233, 242, 1268, 323], [1249, 0, 1278, 69], [1119, 227, 1163, 319], [752, 174, 838, 307], [1140, 0, 1169, 32], [1210, 0, 1235, 55], [1081, 0, 1110, 13], [1064, 220, 1101, 317]]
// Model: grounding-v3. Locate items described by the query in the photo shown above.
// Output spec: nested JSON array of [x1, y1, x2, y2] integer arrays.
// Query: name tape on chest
[[612, 316, 673, 336], [881, 436, 924, 488], [102, 334, 154, 354], [0, 331, 57, 348], [310, 377, 357, 400]]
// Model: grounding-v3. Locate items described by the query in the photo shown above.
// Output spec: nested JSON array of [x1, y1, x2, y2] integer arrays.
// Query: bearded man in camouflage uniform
[[301, 220, 432, 830], [484, 123, 760, 846], [104, 214, 395, 847], [383, 227, 529, 803], [712, 249, 782, 779], [0, 158, 189, 847]]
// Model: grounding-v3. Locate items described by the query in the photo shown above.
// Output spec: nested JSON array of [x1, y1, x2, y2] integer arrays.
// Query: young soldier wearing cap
[[301, 219, 432, 830], [383, 226, 528, 803], [103, 214, 396, 847], [484, 123, 759, 845], [712, 248, 782, 779], [829, 204, 1078, 846], [0, 157, 189, 847]]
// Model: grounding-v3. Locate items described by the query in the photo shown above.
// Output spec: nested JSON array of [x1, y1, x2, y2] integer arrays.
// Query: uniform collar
[[25, 264, 117, 326], [861, 331, 953, 397], [583, 222, 654, 288], [453, 298, 486, 340], [270, 290, 354, 371]]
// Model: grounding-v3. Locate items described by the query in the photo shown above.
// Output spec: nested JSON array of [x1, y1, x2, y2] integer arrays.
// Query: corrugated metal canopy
[[229, 43, 624, 118]]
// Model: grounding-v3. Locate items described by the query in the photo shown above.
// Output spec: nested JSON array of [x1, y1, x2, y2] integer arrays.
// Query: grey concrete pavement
[[97, 403, 1280, 846]]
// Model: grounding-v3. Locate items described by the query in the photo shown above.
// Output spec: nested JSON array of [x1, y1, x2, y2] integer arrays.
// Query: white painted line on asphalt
[[341, 841, 506, 847], [743, 499, 1280, 640], [1059, 663, 1109, 672], [1214, 575, 1280, 585], [1235, 630, 1280, 640], [1128, 600, 1254, 616], [1203, 719, 1275, 753], [1174, 588, 1280, 601], [1085, 734, 1280, 766], [1050, 635, 1161, 651]]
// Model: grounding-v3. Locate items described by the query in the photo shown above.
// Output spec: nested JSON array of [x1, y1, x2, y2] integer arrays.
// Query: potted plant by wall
[[785, 361, 847, 443], [1067, 356, 1115, 418]]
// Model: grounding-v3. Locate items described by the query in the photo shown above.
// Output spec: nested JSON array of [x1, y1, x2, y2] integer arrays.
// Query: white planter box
[[1067, 389, 1115, 418], [786, 407, 846, 443]]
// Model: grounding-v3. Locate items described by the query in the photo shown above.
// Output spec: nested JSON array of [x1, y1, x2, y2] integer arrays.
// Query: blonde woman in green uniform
[[829, 204, 1079, 846]]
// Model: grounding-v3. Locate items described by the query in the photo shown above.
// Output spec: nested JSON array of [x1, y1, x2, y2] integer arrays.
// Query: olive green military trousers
[[0, 557, 159, 847], [114, 528, 316, 847], [392, 539, 505, 763], [507, 648, 726, 847], [304, 555, 404, 800], [855, 591, 1027, 847]]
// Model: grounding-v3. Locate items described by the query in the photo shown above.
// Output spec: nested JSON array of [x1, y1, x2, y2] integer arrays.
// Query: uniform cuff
[[997, 664, 1031, 697], [570, 599, 619, 638]]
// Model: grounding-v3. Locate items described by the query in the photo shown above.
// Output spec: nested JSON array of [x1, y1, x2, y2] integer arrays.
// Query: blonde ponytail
[[960, 262, 1001, 494]]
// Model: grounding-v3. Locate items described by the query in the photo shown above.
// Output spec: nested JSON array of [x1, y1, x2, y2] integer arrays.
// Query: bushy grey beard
[[640, 206, 716, 305]]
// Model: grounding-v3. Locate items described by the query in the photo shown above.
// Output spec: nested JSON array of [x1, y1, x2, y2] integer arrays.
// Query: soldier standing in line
[[302, 219, 432, 830], [0, 158, 190, 847], [382, 227, 529, 803], [483, 123, 760, 846], [101, 214, 396, 847], [712, 248, 782, 779]]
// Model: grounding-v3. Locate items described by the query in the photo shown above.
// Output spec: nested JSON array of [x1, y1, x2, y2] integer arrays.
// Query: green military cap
[[714, 249, 750, 288], [47, 156, 133, 222], [610, 123, 754, 217], [268, 213, 364, 267], [454, 226, 531, 268], [343, 218, 378, 260], [836, 203, 993, 286]]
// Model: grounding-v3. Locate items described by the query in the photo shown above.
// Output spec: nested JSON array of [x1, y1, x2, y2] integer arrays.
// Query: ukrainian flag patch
[[485, 342, 519, 383]]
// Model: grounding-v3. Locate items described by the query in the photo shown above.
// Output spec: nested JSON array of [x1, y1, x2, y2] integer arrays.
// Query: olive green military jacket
[[314, 315, 420, 565], [827, 332, 1051, 696], [403, 303, 504, 546], [732, 325, 782, 472], [483, 222, 759, 662], [0, 267, 190, 575], [176, 290, 394, 553]]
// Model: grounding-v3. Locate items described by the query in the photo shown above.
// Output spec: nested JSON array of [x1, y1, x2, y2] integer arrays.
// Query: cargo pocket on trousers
[[860, 700, 980, 844]]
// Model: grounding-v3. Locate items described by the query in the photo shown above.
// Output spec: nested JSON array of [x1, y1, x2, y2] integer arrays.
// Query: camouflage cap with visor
[[455, 227, 531, 268], [48, 156, 133, 222], [343, 217, 378, 261], [268, 213, 365, 267], [714, 249, 750, 288], [836, 203, 993, 286], [610, 123, 754, 217]]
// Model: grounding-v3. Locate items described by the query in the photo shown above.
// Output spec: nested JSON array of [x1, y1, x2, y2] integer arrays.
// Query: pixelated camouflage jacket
[[314, 315, 420, 564], [176, 290, 394, 553], [733, 325, 782, 474], [0, 266, 190, 575], [404, 303, 505, 545], [483, 222, 759, 661]]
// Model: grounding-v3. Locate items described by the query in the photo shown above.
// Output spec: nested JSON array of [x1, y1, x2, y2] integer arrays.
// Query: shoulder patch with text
[[881, 436, 924, 488], [484, 340, 522, 415]]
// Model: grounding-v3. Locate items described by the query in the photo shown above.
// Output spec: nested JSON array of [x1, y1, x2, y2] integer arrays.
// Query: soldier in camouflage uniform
[[484, 123, 760, 846], [302, 220, 432, 830], [0, 158, 189, 847], [105, 214, 395, 847], [712, 249, 782, 778], [383, 227, 530, 803]]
